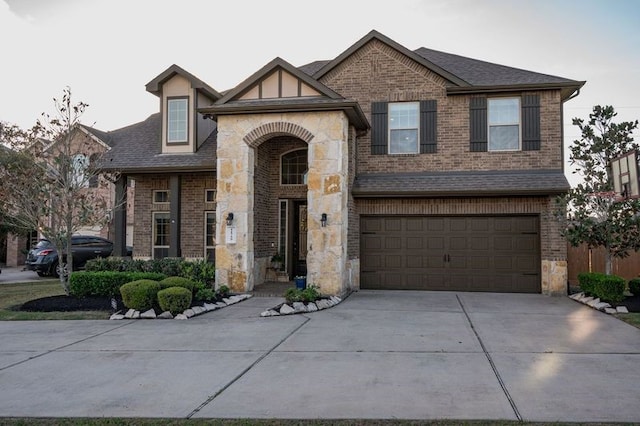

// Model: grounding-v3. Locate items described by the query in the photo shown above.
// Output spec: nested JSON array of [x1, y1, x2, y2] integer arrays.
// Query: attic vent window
[[167, 97, 188, 143]]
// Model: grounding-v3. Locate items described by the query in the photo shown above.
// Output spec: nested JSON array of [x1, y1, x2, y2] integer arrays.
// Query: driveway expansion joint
[[456, 294, 522, 422], [185, 315, 311, 419]]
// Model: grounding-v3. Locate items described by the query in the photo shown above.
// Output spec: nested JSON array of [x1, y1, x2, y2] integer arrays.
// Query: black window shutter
[[371, 102, 388, 155], [420, 100, 437, 154], [469, 97, 487, 152], [522, 94, 541, 151]]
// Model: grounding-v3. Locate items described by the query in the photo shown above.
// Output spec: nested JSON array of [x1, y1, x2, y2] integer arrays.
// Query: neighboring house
[[101, 30, 584, 296], [2, 126, 135, 267]]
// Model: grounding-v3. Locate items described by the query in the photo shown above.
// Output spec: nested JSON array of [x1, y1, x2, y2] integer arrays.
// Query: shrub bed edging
[[109, 294, 252, 320]]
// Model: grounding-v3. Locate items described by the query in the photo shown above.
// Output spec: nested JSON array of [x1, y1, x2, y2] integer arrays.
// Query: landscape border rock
[[110, 294, 252, 320], [260, 296, 342, 317], [569, 292, 628, 314]]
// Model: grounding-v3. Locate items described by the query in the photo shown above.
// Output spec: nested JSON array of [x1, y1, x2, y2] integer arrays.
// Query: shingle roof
[[99, 113, 216, 173], [298, 60, 331, 76], [80, 124, 112, 146], [414, 47, 579, 87], [352, 170, 570, 197]]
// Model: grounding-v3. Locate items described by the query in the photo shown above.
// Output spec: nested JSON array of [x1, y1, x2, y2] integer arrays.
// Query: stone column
[[215, 117, 254, 292], [306, 113, 350, 296]]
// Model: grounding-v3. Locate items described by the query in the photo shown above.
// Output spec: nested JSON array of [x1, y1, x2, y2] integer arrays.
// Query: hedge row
[[69, 271, 167, 298], [577, 272, 626, 303], [85, 257, 215, 286]]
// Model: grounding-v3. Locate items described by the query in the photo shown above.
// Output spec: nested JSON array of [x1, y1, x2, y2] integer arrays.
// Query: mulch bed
[[20, 295, 125, 312], [613, 293, 640, 312]]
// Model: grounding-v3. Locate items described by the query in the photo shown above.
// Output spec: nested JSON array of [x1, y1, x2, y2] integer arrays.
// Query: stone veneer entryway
[[215, 111, 351, 297]]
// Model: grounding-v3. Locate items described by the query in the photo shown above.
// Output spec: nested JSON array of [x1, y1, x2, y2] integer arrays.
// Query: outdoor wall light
[[226, 212, 234, 226], [321, 213, 327, 227]]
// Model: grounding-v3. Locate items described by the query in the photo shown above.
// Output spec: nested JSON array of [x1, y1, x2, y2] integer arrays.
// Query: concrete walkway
[[0, 291, 638, 422]]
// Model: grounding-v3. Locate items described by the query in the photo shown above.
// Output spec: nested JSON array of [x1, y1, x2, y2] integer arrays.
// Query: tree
[[0, 88, 115, 293], [556, 105, 640, 275]]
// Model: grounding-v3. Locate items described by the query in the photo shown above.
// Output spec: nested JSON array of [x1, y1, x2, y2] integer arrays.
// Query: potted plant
[[271, 253, 283, 271]]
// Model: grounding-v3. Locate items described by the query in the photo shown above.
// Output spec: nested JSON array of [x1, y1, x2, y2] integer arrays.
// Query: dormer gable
[[216, 57, 343, 104], [145, 65, 221, 154]]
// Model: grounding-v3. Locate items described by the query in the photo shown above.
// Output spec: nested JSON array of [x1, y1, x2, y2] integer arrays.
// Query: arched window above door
[[281, 148, 308, 185]]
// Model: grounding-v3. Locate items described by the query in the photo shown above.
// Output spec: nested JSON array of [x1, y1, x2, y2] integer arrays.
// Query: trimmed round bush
[[120, 280, 161, 311], [157, 286, 192, 315], [629, 278, 640, 295], [159, 276, 196, 293]]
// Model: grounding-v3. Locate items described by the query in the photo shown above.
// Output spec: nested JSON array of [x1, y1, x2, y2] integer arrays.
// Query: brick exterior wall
[[131, 172, 215, 258], [319, 39, 564, 174]]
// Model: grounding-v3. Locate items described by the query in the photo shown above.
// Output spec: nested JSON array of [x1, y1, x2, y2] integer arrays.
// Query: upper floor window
[[389, 102, 419, 154], [205, 189, 216, 203], [167, 97, 188, 143], [71, 154, 89, 188], [281, 149, 308, 185], [488, 98, 520, 151], [153, 190, 169, 203]]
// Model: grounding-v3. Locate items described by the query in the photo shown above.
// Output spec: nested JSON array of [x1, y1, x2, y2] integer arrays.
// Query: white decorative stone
[[184, 309, 195, 318], [157, 311, 174, 319], [330, 296, 342, 304], [222, 298, 235, 305], [110, 313, 125, 320], [260, 310, 271, 317], [268, 309, 280, 316], [279, 304, 295, 315], [175, 314, 188, 320], [587, 298, 601, 307], [192, 306, 205, 315], [581, 297, 594, 304], [569, 292, 584, 300], [316, 299, 331, 310], [204, 303, 217, 311], [594, 302, 611, 310], [228, 295, 242, 303], [616, 306, 629, 313], [216, 302, 227, 308], [140, 309, 156, 319], [124, 309, 136, 319], [306, 302, 318, 312], [292, 302, 307, 313], [605, 308, 617, 314], [132, 311, 140, 319]]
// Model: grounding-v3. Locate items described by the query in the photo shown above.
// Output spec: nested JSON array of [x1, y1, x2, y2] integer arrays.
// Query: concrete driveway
[[0, 290, 638, 422]]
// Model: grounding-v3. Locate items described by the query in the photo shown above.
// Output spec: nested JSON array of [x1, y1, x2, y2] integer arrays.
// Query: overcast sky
[[1, 0, 639, 185]]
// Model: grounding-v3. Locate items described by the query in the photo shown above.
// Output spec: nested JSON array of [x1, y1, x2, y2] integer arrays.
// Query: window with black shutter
[[371, 101, 437, 155]]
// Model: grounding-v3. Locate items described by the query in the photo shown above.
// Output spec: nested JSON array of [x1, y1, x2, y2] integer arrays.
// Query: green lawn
[[616, 312, 640, 329], [0, 280, 109, 320]]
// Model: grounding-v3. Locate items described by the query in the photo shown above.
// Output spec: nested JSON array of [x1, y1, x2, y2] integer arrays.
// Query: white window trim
[[152, 211, 170, 258], [488, 97, 521, 152], [205, 189, 217, 203], [153, 190, 169, 204], [204, 211, 216, 260], [388, 101, 420, 155], [167, 97, 189, 143], [280, 148, 308, 186]]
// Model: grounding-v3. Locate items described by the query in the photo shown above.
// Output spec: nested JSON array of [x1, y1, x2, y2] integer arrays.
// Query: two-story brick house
[[101, 30, 584, 296]]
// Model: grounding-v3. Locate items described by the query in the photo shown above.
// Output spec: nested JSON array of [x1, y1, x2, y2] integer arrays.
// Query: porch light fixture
[[226, 212, 234, 226], [321, 213, 327, 227]]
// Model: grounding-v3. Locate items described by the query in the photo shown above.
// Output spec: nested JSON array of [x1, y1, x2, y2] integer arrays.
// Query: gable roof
[[307, 30, 584, 100], [145, 64, 223, 101], [99, 113, 216, 173], [313, 30, 469, 87], [201, 57, 369, 130], [78, 124, 113, 149]]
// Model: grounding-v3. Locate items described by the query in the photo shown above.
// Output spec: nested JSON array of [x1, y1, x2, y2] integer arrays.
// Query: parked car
[[25, 236, 132, 277]]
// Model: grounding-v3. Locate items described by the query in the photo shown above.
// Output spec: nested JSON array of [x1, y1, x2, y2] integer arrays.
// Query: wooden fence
[[567, 243, 640, 286]]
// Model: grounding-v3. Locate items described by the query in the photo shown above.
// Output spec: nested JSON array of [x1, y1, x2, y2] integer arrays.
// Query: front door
[[291, 201, 307, 277]]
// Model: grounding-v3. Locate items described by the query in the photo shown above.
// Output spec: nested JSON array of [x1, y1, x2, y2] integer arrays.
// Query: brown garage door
[[360, 216, 540, 293]]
